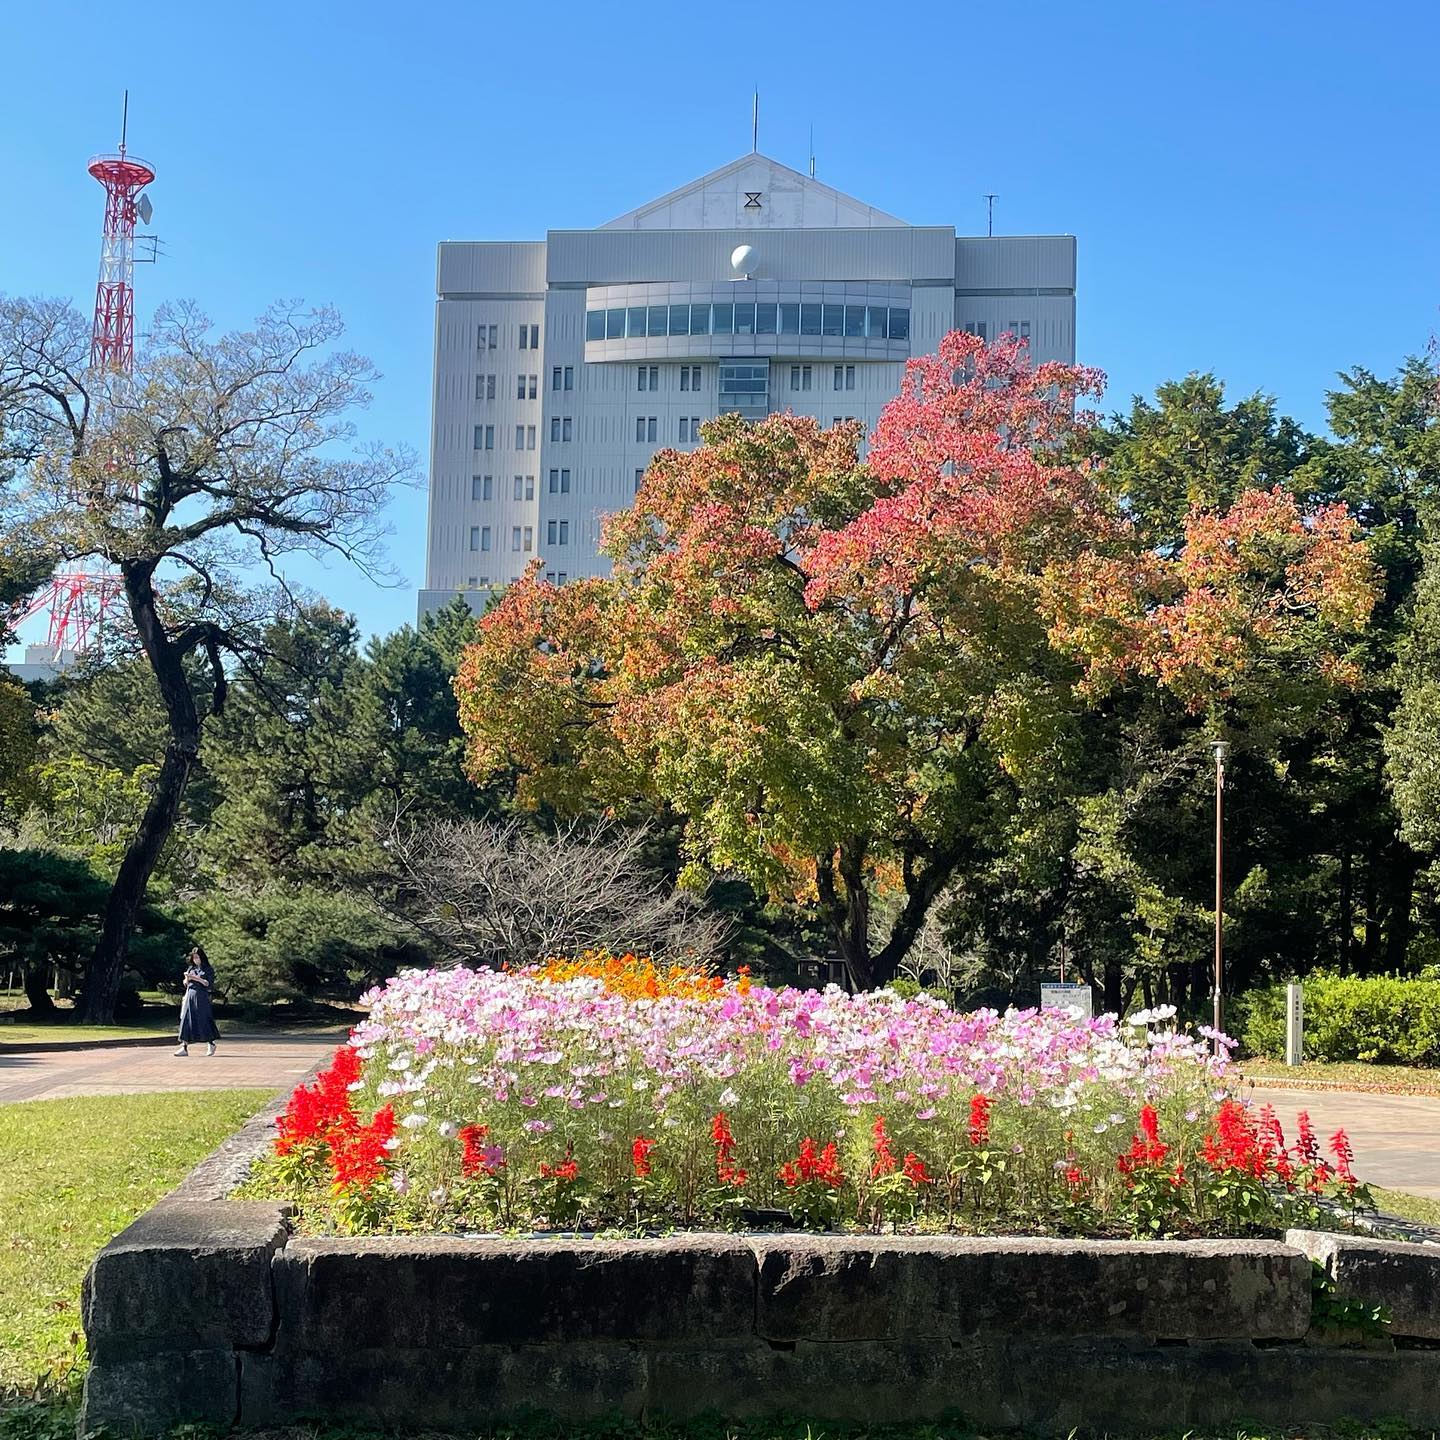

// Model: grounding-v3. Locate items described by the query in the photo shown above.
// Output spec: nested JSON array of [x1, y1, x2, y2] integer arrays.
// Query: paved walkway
[[0, 1032, 342, 1105], [1250, 1086, 1440, 1200]]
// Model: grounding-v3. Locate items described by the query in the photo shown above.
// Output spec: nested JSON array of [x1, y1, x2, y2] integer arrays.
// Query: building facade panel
[[421, 158, 1076, 617]]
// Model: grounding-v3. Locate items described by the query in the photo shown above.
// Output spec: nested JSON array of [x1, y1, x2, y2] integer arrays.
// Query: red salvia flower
[[779, 1137, 845, 1189], [540, 1151, 580, 1183], [711, 1111, 747, 1186], [459, 1123, 503, 1177], [328, 1104, 395, 1194], [1118, 1104, 1170, 1179], [1330, 1128, 1357, 1191], [275, 1045, 363, 1156], [1064, 1165, 1086, 1193], [871, 1115, 898, 1178], [901, 1152, 932, 1186], [968, 1093, 992, 1148], [1296, 1110, 1319, 1166], [631, 1135, 655, 1178]]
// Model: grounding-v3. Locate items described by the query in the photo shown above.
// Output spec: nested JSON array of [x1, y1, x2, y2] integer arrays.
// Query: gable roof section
[[601, 153, 908, 231]]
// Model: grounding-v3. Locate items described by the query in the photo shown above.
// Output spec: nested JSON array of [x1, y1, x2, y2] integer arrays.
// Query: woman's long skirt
[[178, 985, 220, 1044]]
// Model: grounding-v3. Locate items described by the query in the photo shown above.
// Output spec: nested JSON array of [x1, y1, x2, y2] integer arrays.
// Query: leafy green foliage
[[1238, 972, 1440, 1064]]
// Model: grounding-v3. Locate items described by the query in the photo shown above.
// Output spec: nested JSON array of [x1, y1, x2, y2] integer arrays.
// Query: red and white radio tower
[[10, 97, 156, 675]]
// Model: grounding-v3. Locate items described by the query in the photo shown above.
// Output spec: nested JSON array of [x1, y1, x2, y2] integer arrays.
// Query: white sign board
[[1041, 983, 1093, 1020]]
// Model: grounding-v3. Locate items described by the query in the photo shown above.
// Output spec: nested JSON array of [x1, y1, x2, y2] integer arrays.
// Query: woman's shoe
[[206, 1042, 217, 1057], [174, 1046, 188, 1057]]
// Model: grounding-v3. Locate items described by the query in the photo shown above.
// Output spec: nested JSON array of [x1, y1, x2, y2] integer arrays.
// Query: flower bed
[[249, 959, 1367, 1237]]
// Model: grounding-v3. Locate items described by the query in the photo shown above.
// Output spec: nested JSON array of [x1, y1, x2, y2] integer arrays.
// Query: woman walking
[[175, 947, 220, 1057]]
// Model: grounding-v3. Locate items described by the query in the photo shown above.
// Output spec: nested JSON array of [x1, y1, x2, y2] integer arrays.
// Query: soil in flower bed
[[244, 959, 1374, 1241]]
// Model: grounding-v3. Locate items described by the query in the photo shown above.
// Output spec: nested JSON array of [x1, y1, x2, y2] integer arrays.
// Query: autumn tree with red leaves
[[454, 332, 1377, 990]]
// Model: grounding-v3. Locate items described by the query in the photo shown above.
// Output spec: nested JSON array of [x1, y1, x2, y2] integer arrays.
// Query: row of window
[[961, 321, 1031, 342], [472, 426, 539, 451], [476, 323, 541, 351], [470, 470, 573, 500], [550, 416, 573, 442], [637, 364, 704, 391], [464, 521, 574, 553], [475, 373, 547, 401], [462, 570, 570, 586], [587, 302, 910, 343], [551, 366, 575, 391]]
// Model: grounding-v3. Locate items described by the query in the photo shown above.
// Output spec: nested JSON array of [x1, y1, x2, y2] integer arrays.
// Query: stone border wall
[[80, 1099, 1440, 1434]]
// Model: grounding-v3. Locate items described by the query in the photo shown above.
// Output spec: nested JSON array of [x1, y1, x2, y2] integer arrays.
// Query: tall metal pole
[[1212, 741, 1229, 1049]]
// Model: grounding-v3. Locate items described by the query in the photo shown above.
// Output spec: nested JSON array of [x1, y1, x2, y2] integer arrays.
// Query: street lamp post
[[1211, 740, 1230, 1051]]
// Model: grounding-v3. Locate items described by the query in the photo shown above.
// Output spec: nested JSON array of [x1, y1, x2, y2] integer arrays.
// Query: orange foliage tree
[[454, 333, 1377, 989]]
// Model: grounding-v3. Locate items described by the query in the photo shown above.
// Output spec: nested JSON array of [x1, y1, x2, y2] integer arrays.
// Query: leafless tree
[[375, 816, 730, 968], [0, 296, 414, 1020]]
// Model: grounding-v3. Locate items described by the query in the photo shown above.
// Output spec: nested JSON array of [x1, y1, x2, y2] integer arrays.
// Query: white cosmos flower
[[437, 1120, 460, 1140], [401, 1113, 429, 1130], [720, 1087, 740, 1108]]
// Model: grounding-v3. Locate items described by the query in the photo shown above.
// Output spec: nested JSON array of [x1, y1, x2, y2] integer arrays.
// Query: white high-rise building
[[420, 154, 1076, 616]]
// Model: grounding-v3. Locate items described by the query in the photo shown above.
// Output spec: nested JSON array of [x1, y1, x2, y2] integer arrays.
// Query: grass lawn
[[0, 1020, 175, 1047], [0, 999, 361, 1050], [1373, 1185, 1440, 1229], [1239, 1059, 1440, 1096], [0, 1088, 274, 1399]]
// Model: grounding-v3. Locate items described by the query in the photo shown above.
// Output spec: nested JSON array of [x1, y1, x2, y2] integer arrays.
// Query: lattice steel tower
[[88, 93, 155, 371]]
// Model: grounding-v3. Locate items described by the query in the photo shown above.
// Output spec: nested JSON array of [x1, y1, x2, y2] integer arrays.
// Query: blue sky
[[3, 0, 1437, 649]]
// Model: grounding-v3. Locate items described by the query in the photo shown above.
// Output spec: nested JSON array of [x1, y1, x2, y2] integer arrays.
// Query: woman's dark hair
[[189, 945, 209, 967]]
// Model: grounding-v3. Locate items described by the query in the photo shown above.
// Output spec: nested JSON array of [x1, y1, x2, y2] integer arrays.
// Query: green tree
[[0, 296, 411, 1020]]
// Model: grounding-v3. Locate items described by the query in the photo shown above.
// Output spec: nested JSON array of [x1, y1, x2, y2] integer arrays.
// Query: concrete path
[[1249, 1086, 1440, 1200], [0, 1032, 343, 1105]]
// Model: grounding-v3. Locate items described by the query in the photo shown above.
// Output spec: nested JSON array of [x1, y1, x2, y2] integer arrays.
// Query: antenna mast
[[88, 91, 156, 371], [809, 123, 815, 178], [984, 193, 997, 238], [752, 91, 758, 153]]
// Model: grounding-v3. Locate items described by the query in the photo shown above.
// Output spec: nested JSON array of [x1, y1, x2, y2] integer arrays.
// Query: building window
[[547, 520, 556, 545], [564, 366, 574, 391], [1007, 320, 1032, 342], [526, 475, 535, 499], [789, 364, 812, 392], [515, 425, 536, 450], [678, 416, 701, 443], [478, 323, 497, 350], [965, 321, 989, 341], [523, 525, 533, 552], [679, 365, 701, 391], [475, 373, 496, 401], [481, 526, 491, 551], [518, 324, 539, 350], [833, 364, 856, 392], [562, 417, 572, 441], [551, 367, 562, 391], [527, 426, 536, 450], [547, 468, 572, 495], [555, 571, 567, 583], [636, 416, 657, 442], [635, 468, 645, 492], [636, 365, 658, 392], [471, 474, 493, 501], [474, 424, 494, 450], [513, 475, 525, 500], [511, 526, 522, 552], [517, 374, 537, 400], [550, 417, 560, 442], [546, 519, 571, 546], [469, 526, 480, 552]]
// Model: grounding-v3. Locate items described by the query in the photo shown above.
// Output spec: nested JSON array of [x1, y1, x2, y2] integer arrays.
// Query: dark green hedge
[[1237, 971, 1440, 1065]]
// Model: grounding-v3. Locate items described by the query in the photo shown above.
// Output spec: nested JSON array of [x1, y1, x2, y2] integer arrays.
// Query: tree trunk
[[81, 567, 202, 1023], [1361, 847, 1382, 974], [1102, 958, 1123, 1014], [24, 963, 57, 1018], [1338, 841, 1354, 972], [1384, 845, 1418, 972]]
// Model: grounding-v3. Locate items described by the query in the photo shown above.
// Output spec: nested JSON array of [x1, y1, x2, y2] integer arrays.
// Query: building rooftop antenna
[[809, 122, 815, 178], [984, 193, 998, 237], [751, 91, 758, 153]]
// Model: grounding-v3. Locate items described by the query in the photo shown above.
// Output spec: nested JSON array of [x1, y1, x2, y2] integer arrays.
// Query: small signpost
[[1041, 982, 1094, 1020], [1285, 982, 1304, 1066]]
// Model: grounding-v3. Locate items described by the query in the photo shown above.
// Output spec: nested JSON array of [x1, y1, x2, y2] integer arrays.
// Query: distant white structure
[[420, 154, 1077, 616]]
